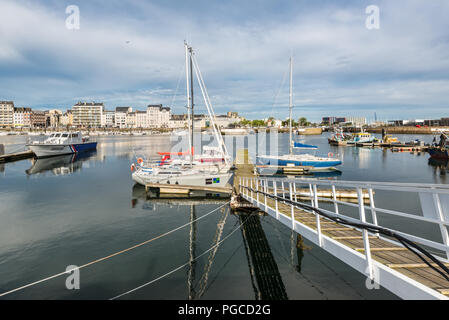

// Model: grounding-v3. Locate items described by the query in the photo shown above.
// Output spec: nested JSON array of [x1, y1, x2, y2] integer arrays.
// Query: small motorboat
[[27, 132, 97, 158]]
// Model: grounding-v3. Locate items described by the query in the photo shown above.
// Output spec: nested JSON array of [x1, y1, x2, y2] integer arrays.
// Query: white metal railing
[[238, 176, 449, 279]]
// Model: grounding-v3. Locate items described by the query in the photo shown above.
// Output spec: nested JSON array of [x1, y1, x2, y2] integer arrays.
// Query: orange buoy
[[137, 157, 143, 164], [130, 163, 136, 172]]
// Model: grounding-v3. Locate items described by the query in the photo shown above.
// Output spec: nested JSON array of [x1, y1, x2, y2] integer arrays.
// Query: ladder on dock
[[238, 176, 449, 299]]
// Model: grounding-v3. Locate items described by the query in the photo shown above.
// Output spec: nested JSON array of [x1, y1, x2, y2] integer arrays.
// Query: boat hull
[[132, 170, 234, 189], [28, 142, 97, 158], [256, 156, 342, 170], [428, 147, 449, 160]]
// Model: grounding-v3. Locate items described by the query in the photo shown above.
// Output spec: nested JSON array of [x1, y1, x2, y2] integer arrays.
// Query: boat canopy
[[293, 142, 318, 149]]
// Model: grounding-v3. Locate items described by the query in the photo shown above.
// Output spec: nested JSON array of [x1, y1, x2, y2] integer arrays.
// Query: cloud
[[0, 0, 448, 121]]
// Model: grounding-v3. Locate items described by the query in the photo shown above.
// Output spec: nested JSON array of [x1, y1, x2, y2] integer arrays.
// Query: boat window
[[62, 134, 68, 137], [72, 134, 78, 138], [54, 134, 61, 137]]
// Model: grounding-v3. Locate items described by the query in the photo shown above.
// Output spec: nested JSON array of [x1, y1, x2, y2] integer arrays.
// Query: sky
[[0, 0, 448, 122]]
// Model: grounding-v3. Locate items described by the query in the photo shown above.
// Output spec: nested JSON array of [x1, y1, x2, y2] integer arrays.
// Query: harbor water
[[0, 132, 444, 300]]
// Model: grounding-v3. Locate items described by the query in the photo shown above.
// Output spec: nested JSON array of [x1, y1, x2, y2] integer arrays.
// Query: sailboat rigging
[[256, 57, 342, 174], [131, 43, 234, 190]]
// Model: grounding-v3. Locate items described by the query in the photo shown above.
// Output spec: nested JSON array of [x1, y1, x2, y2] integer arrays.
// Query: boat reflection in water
[[25, 151, 97, 176], [131, 184, 230, 209], [428, 158, 449, 177], [130, 184, 289, 300]]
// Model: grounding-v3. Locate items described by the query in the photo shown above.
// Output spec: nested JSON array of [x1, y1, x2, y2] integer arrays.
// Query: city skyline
[[1, 1, 449, 122]]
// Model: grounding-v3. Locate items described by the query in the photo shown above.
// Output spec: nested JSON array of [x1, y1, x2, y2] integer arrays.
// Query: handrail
[[240, 176, 449, 261], [257, 176, 449, 191]]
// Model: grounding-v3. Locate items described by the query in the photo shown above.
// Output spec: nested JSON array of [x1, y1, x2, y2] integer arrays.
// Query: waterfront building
[[322, 117, 337, 125], [115, 107, 131, 129], [214, 114, 242, 128], [31, 110, 46, 128], [47, 109, 63, 128], [135, 111, 147, 128], [126, 111, 137, 128], [13, 107, 32, 127], [322, 116, 366, 127], [169, 114, 188, 128], [146, 104, 170, 128], [227, 111, 239, 118], [266, 118, 282, 128], [346, 117, 367, 126], [102, 110, 115, 128], [72, 102, 104, 128], [0, 101, 14, 128], [60, 110, 73, 127]]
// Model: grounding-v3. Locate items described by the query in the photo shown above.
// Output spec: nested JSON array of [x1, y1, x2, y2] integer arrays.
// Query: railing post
[[313, 184, 319, 209], [264, 178, 268, 211], [281, 180, 285, 199], [432, 190, 449, 259], [368, 187, 379, 237], [358, 187, 373, 280], [239, 177, 242, 194], [309, 184, 315, 207], [293, 181, 297, 202], [289, 182, 295, 229], [256, 178, 259, 204], [274, 180, 279, 219], [332, 184, 339, 214], [243, 178, 249, 196], [313, 184, 322, 247]]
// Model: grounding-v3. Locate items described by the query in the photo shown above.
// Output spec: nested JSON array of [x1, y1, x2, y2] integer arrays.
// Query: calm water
[[0, 132, 445, 300]]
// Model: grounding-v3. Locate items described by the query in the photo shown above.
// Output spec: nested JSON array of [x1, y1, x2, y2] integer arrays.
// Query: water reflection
[[131, 184, 230, 210], [25, 151, 97, 176], [239, 213, 288, 300], [428, 158, 449, 182]]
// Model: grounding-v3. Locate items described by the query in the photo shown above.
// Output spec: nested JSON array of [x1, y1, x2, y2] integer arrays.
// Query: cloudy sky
[[0, 0, 448, 122]]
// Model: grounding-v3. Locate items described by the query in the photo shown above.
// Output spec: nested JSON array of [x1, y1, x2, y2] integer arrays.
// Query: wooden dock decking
[[234, 149, 449, 299], [0, 150, 34, 163], [250, 190, 449, 298], [144, 183, 232, 195]]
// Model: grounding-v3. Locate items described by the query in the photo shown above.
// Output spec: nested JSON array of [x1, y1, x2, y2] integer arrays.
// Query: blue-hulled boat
[[256, 57, 342, 173], [27, 132, 97, 158]]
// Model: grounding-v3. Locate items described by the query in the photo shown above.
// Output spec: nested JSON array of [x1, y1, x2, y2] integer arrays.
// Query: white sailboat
[[132, 43, 234, 191], [256, 57, 342, 173]]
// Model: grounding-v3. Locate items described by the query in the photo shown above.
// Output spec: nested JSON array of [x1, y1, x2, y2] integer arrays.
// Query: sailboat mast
[[185, 42, 192, 164], [189, 47, 195, 164], [289, 57, 293, 155]]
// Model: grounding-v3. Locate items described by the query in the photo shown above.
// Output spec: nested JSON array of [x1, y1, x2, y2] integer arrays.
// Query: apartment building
[[60, 110, 73, 127], [13, 107, 32, 127], [0, 101, 14, 127], [115, 107, 131, 128], [147, 104, 170, 128], [169, 114, 188, 128], [102, 110, 115, 127], [135, 111, 147, 128], [72, 102, 104, 127], [126, 111, 136, 128], [47, 109, 63, 128], [31, 110, 46, 128]]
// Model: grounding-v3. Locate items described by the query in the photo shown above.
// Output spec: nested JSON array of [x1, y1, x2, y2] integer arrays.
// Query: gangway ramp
[[238, 176, 449, 300]]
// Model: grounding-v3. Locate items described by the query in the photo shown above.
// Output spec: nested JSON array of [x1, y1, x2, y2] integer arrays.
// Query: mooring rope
[[0, 201, 230, 298], [109, 213, 252, 300]]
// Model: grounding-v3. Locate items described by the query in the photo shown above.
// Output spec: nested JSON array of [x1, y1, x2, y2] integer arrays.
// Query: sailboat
[[256, 57, 342, 173], [131, 43, 234, 192]]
